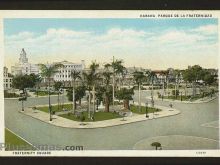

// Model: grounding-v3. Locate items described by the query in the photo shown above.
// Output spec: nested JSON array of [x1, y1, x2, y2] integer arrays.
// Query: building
[[3, 67, 13, 90], [53, 60, 85, 85], [11, 48, 39, 76]]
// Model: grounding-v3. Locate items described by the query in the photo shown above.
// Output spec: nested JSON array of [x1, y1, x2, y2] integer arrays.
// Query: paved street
[[4, 90, 219, 150]]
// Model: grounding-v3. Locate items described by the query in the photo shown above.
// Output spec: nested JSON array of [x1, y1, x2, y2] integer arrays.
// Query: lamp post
[[145, 102, 149, 118], [19, 91, 27, 111], [96, 99, 99, 110], [180, 91, 183, 101]]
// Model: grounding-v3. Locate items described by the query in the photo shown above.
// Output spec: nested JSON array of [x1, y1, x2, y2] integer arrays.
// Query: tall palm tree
[[133, 71, 146, 112], [160, 71, 168, 97], [174, 69, 181, 99], [53, 81, 63, 111], [102, 70, 112, 112], [35, 75, 42, 97], [83, 61, 99, 118], [110, 57, 124, 106], [165, 69, 170, 97], [70, 70, 81, 114], [39, 63, 63, 121], [146, 71, 157, 100]]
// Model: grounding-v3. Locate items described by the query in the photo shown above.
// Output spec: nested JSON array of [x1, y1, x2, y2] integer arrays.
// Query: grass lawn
[[59, 111, 122, 122], [34, 91, 57, 96], [5, 129, 35, 150], [158, 94, 213, 101], [158, 95, 190, 101], [130, 105, 161, 114], [37, 104, 73, 113]]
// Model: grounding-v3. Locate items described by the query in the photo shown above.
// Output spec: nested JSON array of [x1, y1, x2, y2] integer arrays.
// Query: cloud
[[191, 24, 218, 35], [5, 31, 35, 41], [158, 30, 196, 43], [4, 25, 218, 70]]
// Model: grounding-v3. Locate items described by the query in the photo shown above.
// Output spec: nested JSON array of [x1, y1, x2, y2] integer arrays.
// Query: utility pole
[[112, 56, 115, 107]]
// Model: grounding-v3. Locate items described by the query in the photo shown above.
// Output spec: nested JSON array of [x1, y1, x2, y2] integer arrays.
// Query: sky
[[3, 18, 218, 71]]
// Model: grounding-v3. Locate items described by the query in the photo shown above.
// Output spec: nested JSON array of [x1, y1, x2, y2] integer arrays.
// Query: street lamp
[[180, 91, 183, 101], [18, 91, 27, 111], [96, 99, 99, 110], [145, 102, 149, 118]]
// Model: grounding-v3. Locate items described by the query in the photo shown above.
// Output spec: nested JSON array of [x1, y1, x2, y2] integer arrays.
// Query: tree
[[203, 71, 216, 86], [115, 88, 134, 110], [75, 85, 86, 106], [133, 71, 146, 112], [70, 70, 81, 114], [151, 142, 161, 150], [39, 63, 63, 121], [174, 69, 181, 99], [108, 57, 125, 106], [165, 69, 170, 97], [12, 74, 38, 94], [146, 71, 157, 99], [102, 68, 113, 112], [67, 85, 86, 109], [34, 75, 42, 97], [83, 61, 100, 118], [54, 81, 63, 111], [160, 70, 168, 96], [183, 65, 203, 96]]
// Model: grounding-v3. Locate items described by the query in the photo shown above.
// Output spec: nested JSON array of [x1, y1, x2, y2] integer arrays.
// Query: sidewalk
[[20, 103, 180, 129], [146, 94, 218, 104]]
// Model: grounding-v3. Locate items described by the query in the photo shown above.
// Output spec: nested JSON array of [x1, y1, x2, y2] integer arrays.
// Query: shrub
[[4, 90, 20, 98], [80, 115, 85, 122]]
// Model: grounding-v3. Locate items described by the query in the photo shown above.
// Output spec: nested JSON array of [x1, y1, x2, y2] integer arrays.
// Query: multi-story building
[[53, 60, 85, 86], [11, 48, 39, 76], [3, 66, 13, 90]]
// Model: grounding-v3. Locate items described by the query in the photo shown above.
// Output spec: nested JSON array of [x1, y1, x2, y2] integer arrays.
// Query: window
[[6, 79, 8, 82]]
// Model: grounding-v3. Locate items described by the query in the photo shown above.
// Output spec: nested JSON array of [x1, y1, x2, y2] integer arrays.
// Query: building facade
[[3, 67, 13, 90], [53, 60, 85, 84], [11, 48, 39, 76]]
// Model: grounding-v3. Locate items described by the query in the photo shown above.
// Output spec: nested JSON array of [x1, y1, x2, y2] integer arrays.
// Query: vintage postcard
[[0, 10, 219, 157]]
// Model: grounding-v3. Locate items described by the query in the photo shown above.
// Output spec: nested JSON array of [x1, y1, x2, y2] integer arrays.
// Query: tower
[[19, 48, 28, 64]]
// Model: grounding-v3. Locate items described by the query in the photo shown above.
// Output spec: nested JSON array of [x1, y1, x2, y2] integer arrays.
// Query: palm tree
[[39, 63, 63, 121], [146, 71, 157, 100], [53, 81, 63, 111], [160, 71, 168, 97], [70, 70, 81, 114], [102, 66, 113, 112], [83, 61, 99, 118], [110, 57, 124, 106], [133, 71, 146, 112], [165, 69, 170, 97], [174, 69, 181, 99], [35, 75, 42, 97]]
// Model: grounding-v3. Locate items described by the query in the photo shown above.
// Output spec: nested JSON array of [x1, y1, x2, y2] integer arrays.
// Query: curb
[[146, 96, 217, 104], [19, 106, 181, 129]]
